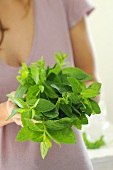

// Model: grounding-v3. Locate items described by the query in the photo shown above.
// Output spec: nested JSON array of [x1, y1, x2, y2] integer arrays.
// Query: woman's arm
[[70, 16, 98, 81], [70, 16, 100, 101], [0, 102, 14, 127]]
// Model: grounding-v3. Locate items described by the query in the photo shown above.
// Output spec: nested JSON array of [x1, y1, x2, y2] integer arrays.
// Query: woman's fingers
[[7, 91, 26, 127], [13, 118, 23, 126], [13, 113, 21, 119]]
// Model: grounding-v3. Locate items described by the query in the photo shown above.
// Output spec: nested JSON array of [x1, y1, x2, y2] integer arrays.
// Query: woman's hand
[[6, 91, 23, 126]]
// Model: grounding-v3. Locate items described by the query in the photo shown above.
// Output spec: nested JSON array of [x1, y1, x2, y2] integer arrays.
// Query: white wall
[[88, 0, 113, 123]]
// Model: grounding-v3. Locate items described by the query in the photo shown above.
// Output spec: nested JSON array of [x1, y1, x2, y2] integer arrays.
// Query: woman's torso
[[0, 0, 93, 170]]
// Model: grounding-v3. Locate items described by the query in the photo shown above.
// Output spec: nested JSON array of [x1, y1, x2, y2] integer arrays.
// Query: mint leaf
[[62, 67, 93, 81], [15, 84, 29, 98], [60, 104, 73, 117], [67, 77, 81, 94], [40, 142, 49, 159], [43, 83, 58, 99], [47, 127, 76, 144], [54, 51, 68, 66], [42, 108, 59, 118], [6, 94, 27, 108], [30, 65, 39, 84], [47, 63, 61, 76], [22, 118, 44, 131], [84, 104, 92, 116], [73, 116, 82, 130], [35, 99, 56, 113], [32, 133, 44, 142], [26, 86, 38, 101], [80, 115, 88, 125], [49, 82, 72, 94], [17, 63, 29, 85], [45, 117, 74, 130], [69, 93, 80, 104], [88, 82, 101, 91], [37, 57, 45, 68], [16, 127, 34, 141], [81, 89, 100, 98], [21, 110, 32, 121], [6, 108, 23, 120], [89, 99, 101, 114]]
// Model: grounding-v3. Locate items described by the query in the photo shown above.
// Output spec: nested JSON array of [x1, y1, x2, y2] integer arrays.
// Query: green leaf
[[6, 108, 23, 120], [69, 93, 80, 104], [43, 108, 59, 118], [27, 99, 39, 108], [19, 63, 29, 76], [45, 117, 75, 130], [56, 97, 69, 105], [47, 63, 61, 76], [54, 51, 68, 66], [73, 116, 82, 130], [67, 77, 81, 94], [45, 136, 52, 148], [88, 82, 101, 91], [53, 75, 62, 84], [17, 63, 29, 85], [60, 104, 73, 117], [32, 132, 43, 142], [37, 57, 45, 68], [35, 99, 56, 113], [59, 74, 69, 84], [21, 109, 32, 121], [84, 104, 92, 116], [16, 75, 26, 85], [47, 127, 76, 144], [22, 118, 44, 131], [62, 67, 93, 81], [80, 115, 88, 125], [81, 89, 100, 98], [26, 75, 35, 85], [39, 68, 46, 82], [40, 142, 49, 159], [15, 84, 29, 98], [89, 99, 101, 114], [16, 127, 34, 141], [49, 82, 72, 93], [26, 85, 40, 101], [30, 65, 39, 84], [82, 132, 106, 149], [43, 83, 58, 99], [6, 94, 27, 108]]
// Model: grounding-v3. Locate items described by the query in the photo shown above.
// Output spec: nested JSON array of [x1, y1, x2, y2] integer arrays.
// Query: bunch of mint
[[6, 52, 101, 159]]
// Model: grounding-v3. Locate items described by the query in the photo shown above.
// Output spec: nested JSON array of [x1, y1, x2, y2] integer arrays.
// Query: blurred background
[[84, 0, 113, 169], [89, 0, 113, 123]]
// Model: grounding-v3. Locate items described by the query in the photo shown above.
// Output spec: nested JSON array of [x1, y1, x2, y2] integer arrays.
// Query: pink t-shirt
[[0, 0, 94, 169]]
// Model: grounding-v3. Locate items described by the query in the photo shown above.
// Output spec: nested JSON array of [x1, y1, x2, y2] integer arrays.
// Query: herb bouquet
[[7, 52, 101, 159]]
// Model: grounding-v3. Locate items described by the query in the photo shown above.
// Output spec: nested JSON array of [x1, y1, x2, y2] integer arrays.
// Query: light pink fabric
[[0, 0, 94, 169]]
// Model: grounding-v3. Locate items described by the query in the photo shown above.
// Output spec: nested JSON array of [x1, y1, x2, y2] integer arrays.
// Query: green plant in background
[[82, 132, 106, 149], [6, 51, 101, 159]]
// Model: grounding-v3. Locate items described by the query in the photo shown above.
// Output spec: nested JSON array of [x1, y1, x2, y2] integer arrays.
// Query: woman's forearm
[[0, 102, 14, 127]]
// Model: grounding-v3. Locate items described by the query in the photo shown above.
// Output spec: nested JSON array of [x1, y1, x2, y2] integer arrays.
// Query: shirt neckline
[[0, 0, 37, 71]]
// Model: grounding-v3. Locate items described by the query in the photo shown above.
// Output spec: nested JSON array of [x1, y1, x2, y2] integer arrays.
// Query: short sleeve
[[64, 0, 95, 28]]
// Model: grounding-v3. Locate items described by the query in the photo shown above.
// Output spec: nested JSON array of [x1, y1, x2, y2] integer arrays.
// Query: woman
[[0, 0, 97, 169]]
